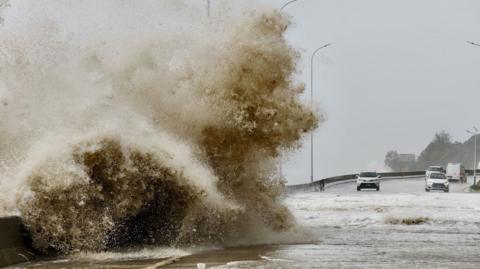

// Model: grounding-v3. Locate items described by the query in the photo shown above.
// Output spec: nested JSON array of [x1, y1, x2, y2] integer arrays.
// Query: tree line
[[385, 131, 479, 172]]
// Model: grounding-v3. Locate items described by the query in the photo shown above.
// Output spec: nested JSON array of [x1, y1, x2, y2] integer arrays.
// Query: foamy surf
[[71, 247, 191, 262], [0, 0, 320, 254]]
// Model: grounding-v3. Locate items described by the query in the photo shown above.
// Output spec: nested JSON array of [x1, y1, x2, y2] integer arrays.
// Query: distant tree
[[415, 131, 453, 170], [385, 150, 400, 171], [385, 150, 416, 172], [457, 134, 480, 169], [386, 131, 480, 172]]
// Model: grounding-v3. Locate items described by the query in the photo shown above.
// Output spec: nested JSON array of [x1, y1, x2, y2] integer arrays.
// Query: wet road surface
[[15, 177, 480, 268]]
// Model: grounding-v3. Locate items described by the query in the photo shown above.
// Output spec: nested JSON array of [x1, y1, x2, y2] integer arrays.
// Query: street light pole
[[279, 0, 331, 185], [310, 43, 331, 183], [467, 41, 479, 184], [276, 0, 301, 183], [467, 128, 478, 185], [206, 0, 210, 17], [475, 133, 477, 185]]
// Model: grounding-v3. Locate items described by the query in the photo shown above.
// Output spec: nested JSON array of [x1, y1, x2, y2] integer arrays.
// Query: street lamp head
[[467, 41, 480, 47], [312, 43, 333, 57], [280, 0, 299, 11], [467, 128, 479, 135]]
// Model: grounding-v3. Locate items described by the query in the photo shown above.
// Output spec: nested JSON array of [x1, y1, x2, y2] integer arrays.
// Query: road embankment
[[0, 216, 36, 268], [470, 184, 480, 192]]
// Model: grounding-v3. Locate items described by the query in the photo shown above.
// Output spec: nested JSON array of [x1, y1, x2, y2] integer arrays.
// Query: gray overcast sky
[[4, 0, 478, 185], [237, 0, 480, 184]]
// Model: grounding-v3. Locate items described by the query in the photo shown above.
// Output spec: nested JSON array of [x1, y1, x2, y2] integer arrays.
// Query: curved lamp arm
[[281, 0, 300, 11]]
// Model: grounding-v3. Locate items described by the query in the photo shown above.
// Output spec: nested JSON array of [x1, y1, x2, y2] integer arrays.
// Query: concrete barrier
[[465, 169, 480, 175], [0, 216, 36, 268]]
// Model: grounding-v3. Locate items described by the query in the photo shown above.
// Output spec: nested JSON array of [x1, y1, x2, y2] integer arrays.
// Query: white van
[[446, 163, 466, 183], [425, 166, 444, 178]]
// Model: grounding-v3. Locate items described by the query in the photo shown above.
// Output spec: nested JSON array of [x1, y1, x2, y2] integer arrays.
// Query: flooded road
[[16, 177, 480, 268], [165, 176, 480, 268]]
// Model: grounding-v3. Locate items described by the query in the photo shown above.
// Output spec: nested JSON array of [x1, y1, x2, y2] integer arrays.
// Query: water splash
[[0, 1, 320, 254]]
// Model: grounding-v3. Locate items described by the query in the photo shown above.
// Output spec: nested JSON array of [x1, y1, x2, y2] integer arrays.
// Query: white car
[[356, 172, 381, 191], [425, 166, 444, 178], [425, 172, 449, 192]]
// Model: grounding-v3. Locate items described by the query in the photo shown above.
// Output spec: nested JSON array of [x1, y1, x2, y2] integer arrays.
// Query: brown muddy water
[[15, 178, 480, 269], [0, 0, 317, 259]]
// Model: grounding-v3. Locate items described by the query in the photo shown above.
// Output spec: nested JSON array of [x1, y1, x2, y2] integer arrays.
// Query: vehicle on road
[[425, 166, 444, 178], [425, 172, 449, 192], [356, 172, 381, 191], [446, 163, 466, 183]]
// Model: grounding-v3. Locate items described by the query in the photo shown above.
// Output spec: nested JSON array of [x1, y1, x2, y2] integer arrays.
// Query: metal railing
[[285, 170, 480, 193]]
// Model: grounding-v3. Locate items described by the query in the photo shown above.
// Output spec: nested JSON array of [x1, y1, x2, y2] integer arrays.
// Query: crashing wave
[[0, 1, 319, 254]]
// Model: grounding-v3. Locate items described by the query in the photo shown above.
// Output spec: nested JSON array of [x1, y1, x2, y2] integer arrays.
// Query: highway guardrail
[[286, 169, 480, 193]]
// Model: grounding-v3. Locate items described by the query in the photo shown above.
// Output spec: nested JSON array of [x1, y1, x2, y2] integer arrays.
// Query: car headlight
[[444, 182, 449, 185], [427, 182, 433, 186]]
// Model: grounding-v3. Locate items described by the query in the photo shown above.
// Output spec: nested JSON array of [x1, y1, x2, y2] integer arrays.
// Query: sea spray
[[0, 1, 320, 253]]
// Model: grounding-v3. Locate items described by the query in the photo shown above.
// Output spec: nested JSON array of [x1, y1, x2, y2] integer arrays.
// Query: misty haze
[[0, 1, 479, 268]]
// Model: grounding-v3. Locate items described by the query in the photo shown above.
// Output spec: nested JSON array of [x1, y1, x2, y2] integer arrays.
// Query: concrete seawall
[[0, 216, 35, 268]]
